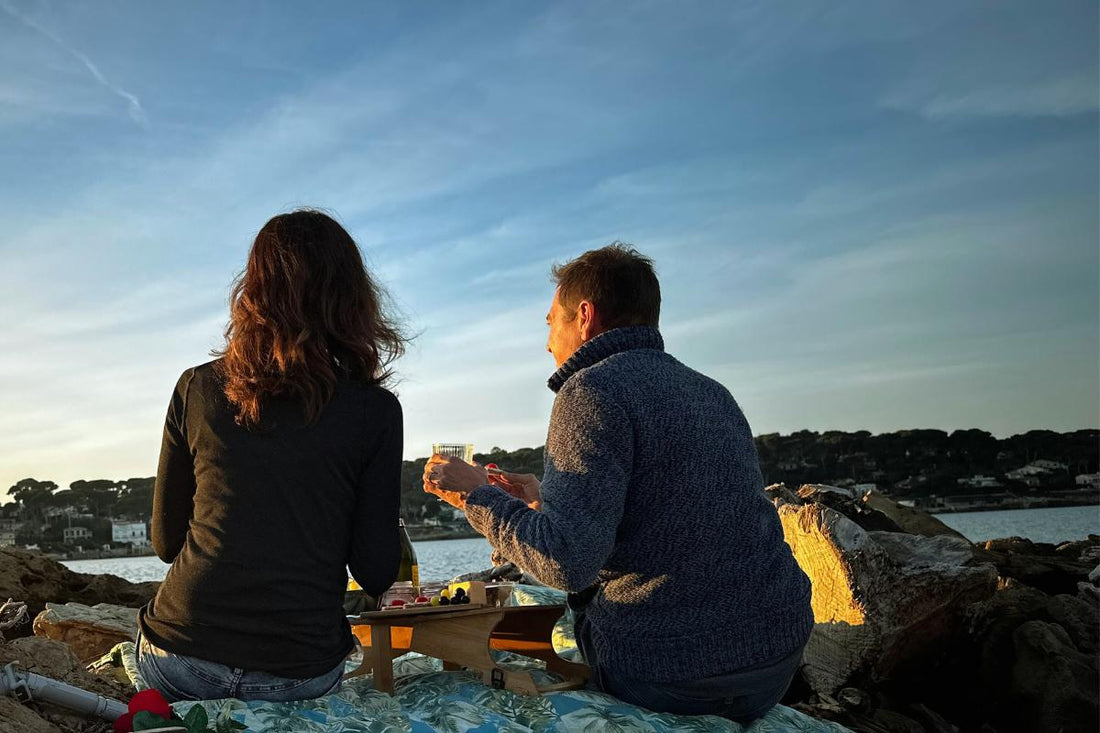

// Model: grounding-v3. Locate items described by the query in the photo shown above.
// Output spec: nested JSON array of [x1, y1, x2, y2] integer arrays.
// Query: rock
[[836, 687, 872, 713], [777, 501, 996, 695], [764, 482, 802, 508], [0, 636, 131, 733], [905, 703, 958, 733], [1055, 535, 1100, 563], [922, 581, 1100, 732], [1010, 620, 1099, 733], [795, 484, 907, 534], [0, 548, 157, 639], [33, 603, 139, 663], [797, 484, 856, 500], [974, 537, 1096, 596], [0, 697, 63, 733], [451, 562, 543, 586], [860, 490, 967, 541]]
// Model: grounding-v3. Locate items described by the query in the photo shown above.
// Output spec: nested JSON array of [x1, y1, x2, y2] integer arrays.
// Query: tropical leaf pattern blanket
[[114, 585, 850, 732]]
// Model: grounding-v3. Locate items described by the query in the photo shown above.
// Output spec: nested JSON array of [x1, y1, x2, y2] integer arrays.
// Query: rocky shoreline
[[0, 487, 1096, 733]]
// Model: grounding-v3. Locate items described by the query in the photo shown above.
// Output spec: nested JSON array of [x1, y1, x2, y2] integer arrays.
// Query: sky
[[1, 0, 1097, 495]]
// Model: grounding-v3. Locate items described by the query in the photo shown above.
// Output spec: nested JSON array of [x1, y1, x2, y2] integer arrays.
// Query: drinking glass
[[432, 443, 474, 463]]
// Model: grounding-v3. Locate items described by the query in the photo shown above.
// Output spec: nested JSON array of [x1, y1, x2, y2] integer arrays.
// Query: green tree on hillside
[[68, 479, 120, 516], [7, 478, 58, 539], [114, 477, 155, 519]]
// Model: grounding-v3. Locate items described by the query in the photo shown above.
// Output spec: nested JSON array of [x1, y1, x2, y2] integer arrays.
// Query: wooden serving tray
[[357, 603, 486, 620]]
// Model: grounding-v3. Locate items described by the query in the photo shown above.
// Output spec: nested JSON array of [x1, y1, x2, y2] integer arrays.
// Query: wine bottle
[[397, 518, 420, 592]]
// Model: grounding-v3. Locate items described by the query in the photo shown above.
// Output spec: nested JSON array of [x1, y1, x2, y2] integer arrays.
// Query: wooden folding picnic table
[[346, 604, 590, 695]]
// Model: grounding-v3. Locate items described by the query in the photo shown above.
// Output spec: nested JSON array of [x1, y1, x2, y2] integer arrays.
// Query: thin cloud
[[0, 0, 146, 125], [886, 75, 1099, 120]]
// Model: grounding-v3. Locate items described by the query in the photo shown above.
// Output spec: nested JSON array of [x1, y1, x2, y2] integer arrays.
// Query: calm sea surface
[[936, 504, 1098, 544], [61, 505, 1099, 583], [62, 536, 494, 583]]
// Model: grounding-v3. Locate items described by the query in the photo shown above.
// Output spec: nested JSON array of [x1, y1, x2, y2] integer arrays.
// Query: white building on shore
[[1075, 474, 1100, 490], [62, 526, 93, 544], [111, 520, 149, 547]]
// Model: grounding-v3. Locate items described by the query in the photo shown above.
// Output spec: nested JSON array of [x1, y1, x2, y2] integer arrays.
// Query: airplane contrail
[[0, 0, 147, 125]]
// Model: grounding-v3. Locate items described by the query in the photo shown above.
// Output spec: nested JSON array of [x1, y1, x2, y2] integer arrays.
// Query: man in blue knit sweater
[[425, 244, 812, 722]]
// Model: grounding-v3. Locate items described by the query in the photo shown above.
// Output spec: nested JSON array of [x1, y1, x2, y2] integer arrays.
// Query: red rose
[[112, 711, 134, 733], [128, 688, 173, 719]]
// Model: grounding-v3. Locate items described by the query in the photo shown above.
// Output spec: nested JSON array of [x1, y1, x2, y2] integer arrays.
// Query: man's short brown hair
[[551, 242, 660, 329]]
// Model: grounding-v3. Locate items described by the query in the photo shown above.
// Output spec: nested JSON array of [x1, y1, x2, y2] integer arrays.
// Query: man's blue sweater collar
[[547, 326, 665, 393]]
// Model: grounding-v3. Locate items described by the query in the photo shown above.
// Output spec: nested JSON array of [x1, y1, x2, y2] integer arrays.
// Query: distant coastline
[[404, 525, 483, 542], [923, 494, 1098, 514]]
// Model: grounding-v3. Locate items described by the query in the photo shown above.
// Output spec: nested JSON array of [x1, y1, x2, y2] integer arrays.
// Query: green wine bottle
[[397, 518, 420, 592]]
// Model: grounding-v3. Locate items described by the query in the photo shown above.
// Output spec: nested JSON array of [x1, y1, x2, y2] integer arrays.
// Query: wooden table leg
[[408, 611, 540, 695], [488, 607, 591, 689], [369, 624, 395, 693]]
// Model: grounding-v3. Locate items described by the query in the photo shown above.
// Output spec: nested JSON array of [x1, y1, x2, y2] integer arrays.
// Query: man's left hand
[[424, 454, 489, 495], [423, 478, 468, 510]]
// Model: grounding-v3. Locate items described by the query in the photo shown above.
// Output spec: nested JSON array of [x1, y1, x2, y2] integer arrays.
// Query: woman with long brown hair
[[136, 210, 407, 702]]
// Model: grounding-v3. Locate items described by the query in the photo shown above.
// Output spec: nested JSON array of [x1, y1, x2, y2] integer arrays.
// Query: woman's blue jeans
[[136, 630, 345, 703]]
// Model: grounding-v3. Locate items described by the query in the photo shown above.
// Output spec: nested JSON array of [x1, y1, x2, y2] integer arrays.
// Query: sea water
[[61, 505, 1098, 583], [62, 536, 494, 583]]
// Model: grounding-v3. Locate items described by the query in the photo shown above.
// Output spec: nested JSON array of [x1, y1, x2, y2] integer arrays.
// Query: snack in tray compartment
[[447, 580, 487, 605]]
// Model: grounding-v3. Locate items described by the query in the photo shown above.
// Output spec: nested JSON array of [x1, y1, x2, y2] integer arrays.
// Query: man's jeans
[[574, 611, 804, 723], [136, 630, 345, 703]]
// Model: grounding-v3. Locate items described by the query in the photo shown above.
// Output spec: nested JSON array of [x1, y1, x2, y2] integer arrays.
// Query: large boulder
[[1011, 620, 1098, 733], [33, 603, 139, 663], [860, 490, 967, 540], [973, 536, 1098, 596], [0, 547, 157, 638], [777, 499, 997, 695], [945, 581, 1099, 733], [0, 636, 132, 733]]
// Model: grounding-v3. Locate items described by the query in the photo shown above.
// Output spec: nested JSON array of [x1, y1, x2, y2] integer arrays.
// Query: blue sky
[[1, 1, 1097, 493]]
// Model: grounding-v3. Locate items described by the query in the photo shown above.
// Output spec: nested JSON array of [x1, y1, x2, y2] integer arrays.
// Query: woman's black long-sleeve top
[[138, 360, 402, 677]]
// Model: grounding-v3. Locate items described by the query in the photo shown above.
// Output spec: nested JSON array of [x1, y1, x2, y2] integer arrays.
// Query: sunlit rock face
[[773, 486, 997, 695], [33, 602, 138, 662]]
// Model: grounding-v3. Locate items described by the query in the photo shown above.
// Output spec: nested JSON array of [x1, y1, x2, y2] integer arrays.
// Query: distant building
[[62, 526, 92, 544], [895, 475, 928, 491], [45, 506, 94, 520], [0, 530, 15, 547], [1007, 472, 1042, 488], [940, 492, 1021, 510], [1076, 474, 1100, 489], [1007, 465, 1053, 480], [957, 475, 1002, 489], [439, 506, 469, 525], [1031, 459, 1067, 471], [111, 520, 148, 547]]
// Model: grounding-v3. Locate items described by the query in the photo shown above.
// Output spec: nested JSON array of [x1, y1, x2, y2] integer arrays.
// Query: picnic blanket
[[111, 585, 851, 732]]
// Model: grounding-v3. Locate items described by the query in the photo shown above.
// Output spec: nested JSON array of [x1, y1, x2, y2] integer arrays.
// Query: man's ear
[[577, 300, 602, 340]]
